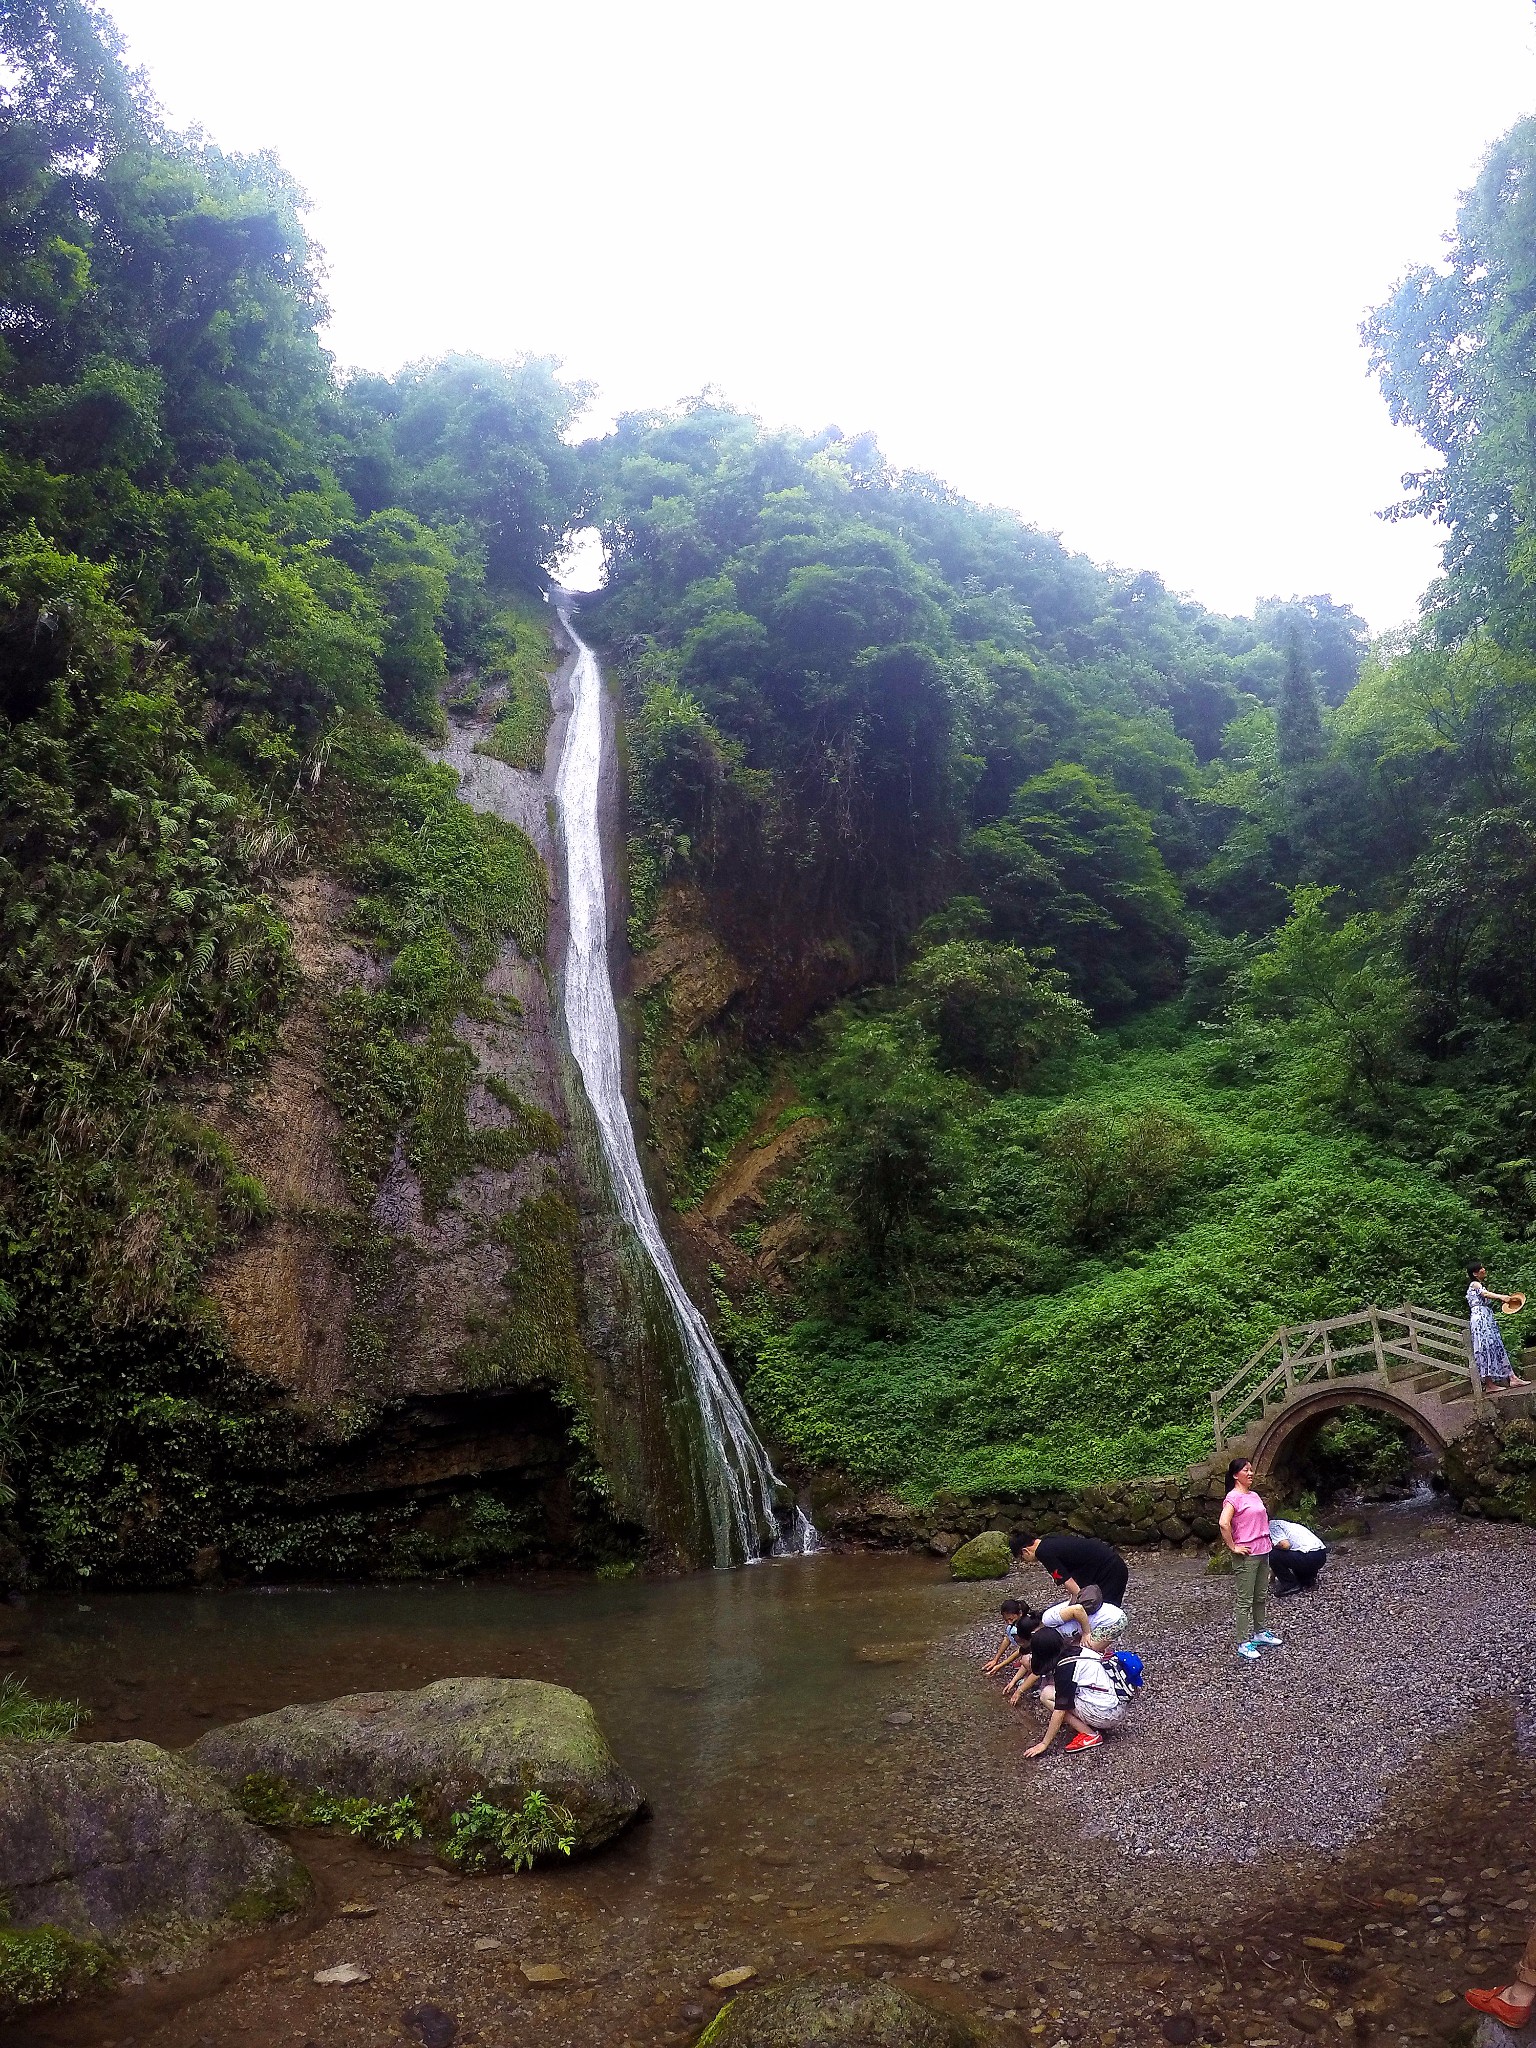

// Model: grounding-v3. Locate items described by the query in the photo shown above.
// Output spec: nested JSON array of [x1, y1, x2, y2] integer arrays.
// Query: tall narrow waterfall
[[552, 602, 815, 1567]]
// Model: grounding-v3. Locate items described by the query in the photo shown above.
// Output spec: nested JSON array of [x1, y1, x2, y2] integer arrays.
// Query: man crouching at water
[[1021, 1625, 1125, 1757]]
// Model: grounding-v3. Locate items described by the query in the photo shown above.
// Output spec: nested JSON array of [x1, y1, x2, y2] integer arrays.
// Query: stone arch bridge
[[1203, 1303, 1534, 1480]]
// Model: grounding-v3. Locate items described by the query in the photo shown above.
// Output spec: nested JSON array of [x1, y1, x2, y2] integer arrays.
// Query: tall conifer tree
[[1276, 633, 1324, 767]]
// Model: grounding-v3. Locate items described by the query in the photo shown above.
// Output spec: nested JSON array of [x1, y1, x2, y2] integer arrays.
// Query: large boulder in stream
[[947, 1530, 1012, 1580], [189, 1675, 644, 1848], [0, 1740, 309, 1967], [700, 1975, 989, 2047]]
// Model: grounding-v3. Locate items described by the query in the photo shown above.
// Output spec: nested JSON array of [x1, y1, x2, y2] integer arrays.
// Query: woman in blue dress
[[1466, 1264, 1528, 1387]]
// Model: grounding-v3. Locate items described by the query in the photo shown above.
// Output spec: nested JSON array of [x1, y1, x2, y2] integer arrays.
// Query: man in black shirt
[[1010, 1529, 1129, 1608]]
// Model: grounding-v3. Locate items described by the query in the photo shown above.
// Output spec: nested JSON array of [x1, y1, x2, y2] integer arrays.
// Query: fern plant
[[306, 1792, 423, 1846], [442, 1790, 577, 1873]]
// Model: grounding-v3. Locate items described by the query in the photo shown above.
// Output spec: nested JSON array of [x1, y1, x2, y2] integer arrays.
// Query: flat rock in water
[[863, 1862, 911, 1886], [520, 1960, 567, 1984], [698, 1973, 986, 2045], [831, 1902, 959, 1954], [709, 1966, 758, 1990], [314, 1963, 371, 1986], [0, 1740, 310, 1948], [855, 1642, 931, 1664], [189, 1675, 643, 1848]]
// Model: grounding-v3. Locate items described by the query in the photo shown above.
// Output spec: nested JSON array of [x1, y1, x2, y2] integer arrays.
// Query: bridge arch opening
[[1253, 1389, 1446, 1507]]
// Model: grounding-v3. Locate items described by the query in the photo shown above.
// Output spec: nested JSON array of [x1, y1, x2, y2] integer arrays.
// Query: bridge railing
[[1210, 1303, 1483, 1452]]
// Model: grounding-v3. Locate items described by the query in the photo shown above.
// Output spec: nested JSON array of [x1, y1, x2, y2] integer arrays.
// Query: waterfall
[[552, 600, 816, 1567]]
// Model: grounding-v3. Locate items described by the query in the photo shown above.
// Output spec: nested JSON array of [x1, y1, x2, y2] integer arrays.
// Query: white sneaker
[[1237, 1640, 1261, 1661]]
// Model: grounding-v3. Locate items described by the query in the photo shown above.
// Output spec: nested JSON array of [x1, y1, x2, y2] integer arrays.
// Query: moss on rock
[[948, 1529, 1012, 1580], [1445, 1416, 1536, 1525], [189, 1675, 644, 1849], [0, 1740, 310, 1962]]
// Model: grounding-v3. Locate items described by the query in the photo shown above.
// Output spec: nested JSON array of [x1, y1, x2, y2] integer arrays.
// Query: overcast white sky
[[105, 0, 1536, 631]]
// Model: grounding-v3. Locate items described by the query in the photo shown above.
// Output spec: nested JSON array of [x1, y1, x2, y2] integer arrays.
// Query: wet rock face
[[699, 1974, 989, 2046], [0, 1739, 310, 1941], [188, 1675, 644, 1848], [947, 1531, 1012, 1581]]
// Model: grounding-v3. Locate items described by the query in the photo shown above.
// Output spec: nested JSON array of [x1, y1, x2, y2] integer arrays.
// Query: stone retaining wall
[[818, 1468, 1229, 1555]]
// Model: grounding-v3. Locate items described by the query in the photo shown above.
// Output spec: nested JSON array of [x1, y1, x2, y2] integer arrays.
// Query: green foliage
[[739, 1030, 1503, 1498], [0, 1674, 87, 1740], [968, 764, 1188, 1014], [472, 599, 558, 769], [1037, 1099, 1213, 1245], [306, 1792, 424, 1846], [1293, 1409, 1418, 1500], [442, 1789, 577, 1873], [804, 1013, 968, 1278], [0, 1922, 107, 2020], [1275, 633, 1325, 767], [905, 940, 1091, 1087]]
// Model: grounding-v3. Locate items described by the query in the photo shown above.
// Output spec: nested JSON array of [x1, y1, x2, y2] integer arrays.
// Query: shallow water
[[9, 1552, 992, 1875]]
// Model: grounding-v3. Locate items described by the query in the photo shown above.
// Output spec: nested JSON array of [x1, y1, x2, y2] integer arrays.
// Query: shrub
[[442, 1790, 577, 1873]]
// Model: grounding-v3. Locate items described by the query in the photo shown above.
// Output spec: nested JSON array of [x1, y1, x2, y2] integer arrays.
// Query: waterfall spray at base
[[553, 601, 816, 1567]]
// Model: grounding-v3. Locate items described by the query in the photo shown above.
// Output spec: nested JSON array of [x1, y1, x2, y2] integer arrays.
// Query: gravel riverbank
[[937, 1509, 1536, 1865]]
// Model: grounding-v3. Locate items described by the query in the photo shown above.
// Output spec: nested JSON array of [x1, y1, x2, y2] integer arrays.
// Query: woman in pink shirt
[[1219, 1458, 1282, 1663]]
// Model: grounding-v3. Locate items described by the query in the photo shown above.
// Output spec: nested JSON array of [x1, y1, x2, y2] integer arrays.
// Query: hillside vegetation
[[5, 0, 1536, 1576], [587, 127, 1536, 1500]]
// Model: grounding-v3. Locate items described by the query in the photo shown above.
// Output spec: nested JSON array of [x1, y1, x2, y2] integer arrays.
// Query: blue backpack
[[1114, 1649, 1145, 1690]]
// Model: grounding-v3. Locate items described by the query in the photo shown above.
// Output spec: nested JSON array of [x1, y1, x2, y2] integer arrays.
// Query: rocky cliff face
[[191, 622, 670, 1573]]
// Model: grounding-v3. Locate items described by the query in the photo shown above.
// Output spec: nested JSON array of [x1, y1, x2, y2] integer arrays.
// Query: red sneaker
[[1064, 1731, 1103, 1751], [1465, 1990, 1533, 2027]]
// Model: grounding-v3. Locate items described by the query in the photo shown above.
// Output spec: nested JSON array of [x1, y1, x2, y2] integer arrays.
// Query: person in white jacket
[[1267, 1515, 1327, 1596]]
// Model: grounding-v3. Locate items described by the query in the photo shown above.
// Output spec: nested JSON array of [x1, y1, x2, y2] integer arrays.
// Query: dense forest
[[3, 0, 1536, 1581]]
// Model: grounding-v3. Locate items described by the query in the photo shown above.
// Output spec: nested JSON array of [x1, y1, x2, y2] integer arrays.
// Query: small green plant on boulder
[[0, 1921, 108, 2022], [234, 1775, 424, 1846], [307, 1793, 424, 1846], [442, 1790, 577, 1873], [0, 1676, 88, 1741]]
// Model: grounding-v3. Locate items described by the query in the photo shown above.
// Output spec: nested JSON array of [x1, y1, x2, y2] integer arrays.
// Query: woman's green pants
[[1234, 1551, 1269, 1645]]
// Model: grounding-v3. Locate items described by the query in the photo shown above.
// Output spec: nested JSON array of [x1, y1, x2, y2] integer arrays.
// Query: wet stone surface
[[0, 1514, 1532, 2048]]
